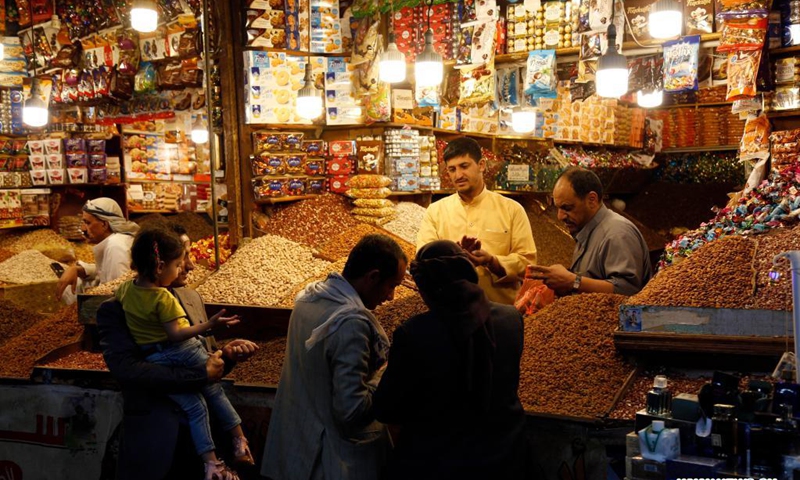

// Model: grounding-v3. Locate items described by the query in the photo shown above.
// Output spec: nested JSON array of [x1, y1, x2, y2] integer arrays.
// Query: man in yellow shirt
[[416, 137, 537, 304]]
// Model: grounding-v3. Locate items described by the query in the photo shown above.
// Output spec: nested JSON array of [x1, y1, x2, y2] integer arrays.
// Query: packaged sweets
[[717, 18, 767, 52], [351, 207, 396, 218], [663, 35, 700, 92], [525, 50, 557, 99], [349, 174, 392, 188], [459, 65, 496, 107], [739, 113, 770, 161], [353, 214, 392, 226], [726, 49, 760, 100], [347, 187, 392, 199], [353, 198, 394, 208]]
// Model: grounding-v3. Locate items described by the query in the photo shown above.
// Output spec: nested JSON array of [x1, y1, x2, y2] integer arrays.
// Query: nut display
[[0, 299, 44, 347], [373, 286, 428, 337], [520, 293, 631, 418], [196, 235, 332, 307], [384, 202, 427, 245], [277, 259, 348, 308], [0, 228, 73, 254], [39, 350, 108, 371], [0, 304, 83, 378], [0, 250, 62, 285], [630, 236, 756, 309], [257, 193, 358, 249], [317, 224, 385, 261], [222, 337, 286, 386], [85, 271, 136, 295], [748, 226, 800, 311]]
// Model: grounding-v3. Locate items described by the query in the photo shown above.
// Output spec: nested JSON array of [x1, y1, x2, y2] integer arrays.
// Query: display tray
[[619, 304, 792, 337], [1, 281, 62, 315], [30, 337, 117, 389]]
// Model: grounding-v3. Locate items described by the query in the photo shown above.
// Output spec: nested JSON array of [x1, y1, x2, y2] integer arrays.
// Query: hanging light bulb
[[130, 0, 159, 33], [23, 79, 48, 127], [296, 61, 323, 120], [649, 0, 682, 39], [637, 90, 663, 108], [596, 24, 628, 98], [415, 29, 443, 87], [190, 115, 209, 144], [511, 109, 537, 133], [380, 34, 407, 83]]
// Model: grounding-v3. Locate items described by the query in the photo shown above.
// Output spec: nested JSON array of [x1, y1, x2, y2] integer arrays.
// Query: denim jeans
[[146, 337, 241, 455]]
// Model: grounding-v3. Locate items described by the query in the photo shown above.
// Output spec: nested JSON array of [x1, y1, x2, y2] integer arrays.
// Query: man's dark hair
[[342, 234, 407, 282], [559, 167, 604, 199], [131, 227, 186, 282], [167, 222, 188, 238], [443, 137, 482, 164]]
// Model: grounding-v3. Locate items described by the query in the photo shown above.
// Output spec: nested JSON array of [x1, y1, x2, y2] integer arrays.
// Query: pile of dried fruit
[[224, 337, 286, 386], [277, 259, 348, 308], [196, 235, 331, 307], [190, 234, 232, 269], [520, 294, 631, 418], [72, 242, 95, 263], [170, 212, 215, 242], [384, 202, 426, 245], [519, 198, 575, 267], [629, 236, 756, 309], [0, 248, 14, 264], [0, 304, 83, 378]]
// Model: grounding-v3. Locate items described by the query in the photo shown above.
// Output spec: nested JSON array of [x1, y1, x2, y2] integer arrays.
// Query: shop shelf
[[246, 123, 323, 131], [767, 109, 800, 118], [661, 145, 739, 154], [243, 46, 351, 58], [655, 101, 734, 110], [254, 194, 318, 205], [768, 44, 800, 56], [614, 331, 791, 357]]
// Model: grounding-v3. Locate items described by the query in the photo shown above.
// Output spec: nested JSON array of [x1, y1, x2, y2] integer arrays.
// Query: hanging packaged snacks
[[496, 67, 521, 108], [717, 18, 768, 52], [716, 0, 771, 20], [459, 65, 495, 107], [726, 49, 760, 100], [525, 50, 557, 99], [352, 15, 379, 66], [663, 35, 700, 92], [470, 20, 497, 66], [739, 113, 770, 161], [457, 25, 475, 66], [365, 81, 391, 123]]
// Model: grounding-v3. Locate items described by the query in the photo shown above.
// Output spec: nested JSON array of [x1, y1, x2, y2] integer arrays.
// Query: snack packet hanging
[[726, 49, 761, 100], [470, 20, 497, 66], [716, 0, 771, 20], [739, 113, 770, 161], [352, 15, 379, 66], [525, 50, 557, 99], [457, 25, 475, 66], [365, 81, 391, 122], [663, 35, 700, 92], [459, 65, 496, 107], [496, 67, 521, 108], [717, 18, 768, 52]]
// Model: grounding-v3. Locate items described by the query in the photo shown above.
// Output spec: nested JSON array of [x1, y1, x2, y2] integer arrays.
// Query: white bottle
[[638, 420, 681, 462]]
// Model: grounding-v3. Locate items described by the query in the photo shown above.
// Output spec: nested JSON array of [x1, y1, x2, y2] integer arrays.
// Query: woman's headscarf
[[411, 240, 496, 412], [83, 198, 140, 235]]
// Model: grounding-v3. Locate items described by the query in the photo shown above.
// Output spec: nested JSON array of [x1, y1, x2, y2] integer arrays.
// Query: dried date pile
[[196, 235, 332, 307], [40, 350, 108, 371], [224, 337, 286, 386], [629, 236, 756, 309], [520, 293, 631, 418], [258, 194, 358, 249], [0, 304, 83, 378], [373, 286, 428, 338], [748, 226, 800, 311], [0, 248, 14, 263], [0, 300, 44, 348]]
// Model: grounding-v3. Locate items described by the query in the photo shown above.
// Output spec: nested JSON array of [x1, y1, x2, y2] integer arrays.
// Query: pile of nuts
[[521, 198, 575, 267], [0, 304, 83, 378], [317, 224, 384, 261], [748, 227, 800, 311], [0, 299, 44, 346], [72, 242, 95, 263], [607, 371, 710, 420], [0, 250, 61, 284], [85, 271, 135, 295], [0, 229, 72, 253], [196, 235, 332, 307], [373, 285, 428, 337], [277, 259, 347, 308], [0, 248, 14, 264], [520, 293, 632, 418], [171, 212, 215, 242], [629, 236, 756, 309], [258, 194, 358, 249], [384, 202, 426, 245], [40, 350, 108, 371], [224, 337, 286, 386]]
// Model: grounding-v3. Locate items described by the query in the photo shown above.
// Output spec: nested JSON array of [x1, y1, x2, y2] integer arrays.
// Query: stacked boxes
[[327, 139, 354, 194], [384, 129, 420, 192], [251, 130, 316, 200], [506, 0, 580, 54], [0, 138, 31, 188], [418, 135, 440, 191]]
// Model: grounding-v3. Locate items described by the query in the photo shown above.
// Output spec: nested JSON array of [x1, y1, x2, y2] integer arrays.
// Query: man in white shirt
[[56, 197, 140, 304]]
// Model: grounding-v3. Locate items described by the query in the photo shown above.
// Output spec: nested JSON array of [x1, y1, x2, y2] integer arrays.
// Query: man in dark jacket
[[373, 240, 527, 480], [97, 224, 257, 480]]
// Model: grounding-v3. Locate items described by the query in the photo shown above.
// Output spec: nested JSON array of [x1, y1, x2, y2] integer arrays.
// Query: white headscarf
[[83, 198, 140, 236]]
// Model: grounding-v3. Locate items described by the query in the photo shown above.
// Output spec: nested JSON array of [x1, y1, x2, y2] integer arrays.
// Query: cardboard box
[[630, 456, 666, 480], [685, 0, 715, 35], [627, 431, 642, 457]]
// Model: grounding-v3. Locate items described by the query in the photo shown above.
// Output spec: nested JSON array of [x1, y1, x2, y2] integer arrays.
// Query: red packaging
[[327, 156, 353, 175], [328, 175, 350, 193], [329, 140, 355, 156]]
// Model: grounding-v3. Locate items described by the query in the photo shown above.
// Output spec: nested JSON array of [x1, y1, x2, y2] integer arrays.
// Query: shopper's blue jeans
[[146, 337, 241, 455]]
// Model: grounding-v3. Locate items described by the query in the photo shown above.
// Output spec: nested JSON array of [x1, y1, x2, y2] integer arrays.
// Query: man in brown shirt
[[527, 168, 652, 296]]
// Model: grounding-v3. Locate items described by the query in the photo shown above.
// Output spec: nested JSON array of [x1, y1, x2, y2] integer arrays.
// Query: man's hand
[[208, 309, 241, 329], [525, 264, 576, 295], [206, 350, 225, 382], [457, 235, 481, 252], [55, 265, 81, 300], [222, 339, 259, 362], [464, 249, 506, 278]]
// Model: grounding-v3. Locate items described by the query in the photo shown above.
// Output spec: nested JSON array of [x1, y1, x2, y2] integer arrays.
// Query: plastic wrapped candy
[[663, 35, 700, 92]]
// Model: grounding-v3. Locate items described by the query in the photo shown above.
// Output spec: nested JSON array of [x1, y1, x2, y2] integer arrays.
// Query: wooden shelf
[[769, 45, 800, 56], [767, 109, 800, 118], [128, 209, 178, 214], [656, 101, 734, 110], [323, 122, 548, 142], [0, 183, 125, 191], [127, 178, 213, 184], [614, 330, 791, 357], [243, 47, 351, 58], [246, 123, 323, 130], [255, 194, 317, 204], [661, 145, 739, 154], [388, 191, 428, 196]]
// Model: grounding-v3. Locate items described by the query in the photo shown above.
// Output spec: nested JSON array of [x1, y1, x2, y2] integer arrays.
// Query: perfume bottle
[[646, 375, 672, 416]]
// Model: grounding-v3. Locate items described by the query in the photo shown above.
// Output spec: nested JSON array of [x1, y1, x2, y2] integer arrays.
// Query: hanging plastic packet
[[470, 20, 497, 66], [457, 24, 475, 66], [459, 65, 496, 107], [663, 35, 700, 92], [416, 83, 440, 107], [580, 32, 603, 60], [496, 67, 521, 108], [716, 0, 771, 20], [726, 49, 761, 100], [589, 0, 613, 30], [732, 94, 763, 113], [739, 113, 771, 161], [718, 18, 768, 52], [134, 62, 158, 94], [352, 14, 379, 66], [578, 0, 591, 33], [365, 81, 391, 122], [525, 50, 557, 99], [460, 0, 478, 23]]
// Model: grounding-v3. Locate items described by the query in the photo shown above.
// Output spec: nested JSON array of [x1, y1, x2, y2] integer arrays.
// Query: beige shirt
[[417, 188, 537, 304]]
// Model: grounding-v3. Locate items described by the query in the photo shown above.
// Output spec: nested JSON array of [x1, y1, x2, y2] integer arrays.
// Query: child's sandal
[[232, 436, 255, 466]]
